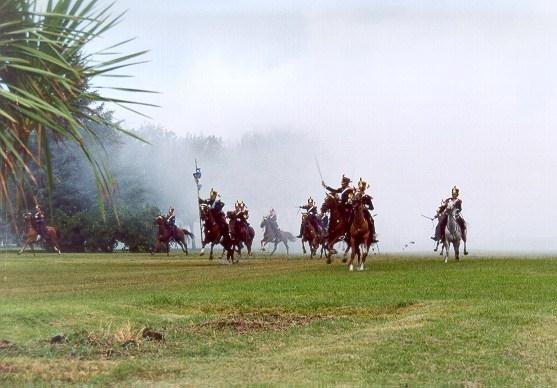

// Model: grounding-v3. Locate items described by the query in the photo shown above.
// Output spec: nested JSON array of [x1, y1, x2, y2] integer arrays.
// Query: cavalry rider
[[322, 175, 352, 205], [355, 178, 378, 243], [432, 186, 467, 243], [32, 204, 47, 242], [233, 201, 250, 229], [267, 208, 280, 234], [165, 207, 177, 238], [199, 188, 228, 235], [297, 197, 323, 238]]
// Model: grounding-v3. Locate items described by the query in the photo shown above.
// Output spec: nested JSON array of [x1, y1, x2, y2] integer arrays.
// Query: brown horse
[[199, 204, 235, 262], [151, 215, 194, 256], [228, 212, 255, 257], [18, 212, 61, 255], [300, 213, 320, 258], [347, 191, 373, 271], [321, 193, 351, 264], [260, 216, 296, 255]]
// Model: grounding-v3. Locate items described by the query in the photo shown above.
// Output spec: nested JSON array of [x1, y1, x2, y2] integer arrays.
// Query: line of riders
[[25, 176, 468, 256]]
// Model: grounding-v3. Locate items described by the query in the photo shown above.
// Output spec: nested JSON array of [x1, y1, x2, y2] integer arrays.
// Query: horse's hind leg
[[454, 242, 460, 262], [463, 240, 468, 255], [443, 242, 449, 263], [271, 242, 278, 255]]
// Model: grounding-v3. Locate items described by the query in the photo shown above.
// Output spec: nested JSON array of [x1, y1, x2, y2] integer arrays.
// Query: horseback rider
[[165, 207, 177, 238], [32, 204, 47, 242], [199, 188, 228, 235], [297, 197, 323, 238], [267, 208, 280, 234], [355, 178, 378, 243], [322, 175, 352, 205], [432, 186, 467, 242]]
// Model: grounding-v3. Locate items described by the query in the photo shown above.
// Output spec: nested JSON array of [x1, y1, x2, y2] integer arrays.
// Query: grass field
[[1, 251, 557, 386]]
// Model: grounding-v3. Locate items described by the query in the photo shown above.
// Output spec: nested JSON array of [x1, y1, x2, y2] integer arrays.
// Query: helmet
[[341, 175, 351, 185], [35, 204, 42, 211], [357, 178, 369, 191], [451, 186, 460, 197], [168, 207, 175, 213], [308, 197, 314, 205], [210, 188, 218, 199]]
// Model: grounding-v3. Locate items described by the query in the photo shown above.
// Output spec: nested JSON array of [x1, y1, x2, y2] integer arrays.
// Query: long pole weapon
[[193, 159, 203, 246]]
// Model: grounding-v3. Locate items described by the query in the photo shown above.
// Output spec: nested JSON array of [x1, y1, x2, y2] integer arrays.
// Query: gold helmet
[[209, 188, 218, 199], [357, 177, 369, 191], [451, 186, 460, 197]]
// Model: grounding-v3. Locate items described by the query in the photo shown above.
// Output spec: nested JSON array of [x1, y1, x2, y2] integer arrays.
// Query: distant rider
[[432, 186, 467, 244], [355, 178, 378, 243], [33, 204, 47, 242], [199, 188, 228, 235], [165, 207, 177, 238], [297, 197, 323, 238]]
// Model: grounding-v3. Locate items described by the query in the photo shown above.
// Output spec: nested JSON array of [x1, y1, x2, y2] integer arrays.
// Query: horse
[[151, 215, 194, 256], [442, 205, 462, 263], [228, 212, 255, 257], [199, 204, 235, 263], [18, 212, 61, 255], [347, 191, 373, 271], [300, 213, 320, 258], [260, 216, 296, 255], [321, 193, 351, 264]]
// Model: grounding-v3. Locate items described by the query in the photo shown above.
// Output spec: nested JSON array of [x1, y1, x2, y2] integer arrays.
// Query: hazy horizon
[[38, 1, 557, 253]]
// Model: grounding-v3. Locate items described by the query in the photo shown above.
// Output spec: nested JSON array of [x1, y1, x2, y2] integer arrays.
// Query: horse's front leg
[[443, 242, 450, 263], [301, 240, 306, 255], [454, 241, 460, 261], [463, 240, 468, 256], [17, 241, 28, 255], [271, 241, 278, 255]]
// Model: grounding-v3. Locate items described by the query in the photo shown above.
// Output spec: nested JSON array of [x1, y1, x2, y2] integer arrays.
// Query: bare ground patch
[[195, 311, 335, 334]]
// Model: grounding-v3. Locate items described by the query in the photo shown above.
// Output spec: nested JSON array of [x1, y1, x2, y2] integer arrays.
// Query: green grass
[[1, 252, 557, 386]]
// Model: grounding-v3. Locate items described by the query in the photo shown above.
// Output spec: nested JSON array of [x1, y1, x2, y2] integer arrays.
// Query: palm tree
[[0, 0, 154, 223]]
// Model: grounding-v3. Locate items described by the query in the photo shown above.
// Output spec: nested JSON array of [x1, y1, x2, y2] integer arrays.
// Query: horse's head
[[154, 215, 165, 225], [260, 217, 268, 228], [23, 212, 33, 221], [444, 203, 460, 218], [199, 204, 209, 220], [322, 193, 339, 211]]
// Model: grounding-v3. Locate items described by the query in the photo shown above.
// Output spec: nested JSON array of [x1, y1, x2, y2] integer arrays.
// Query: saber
[[314, 156, 324, 182], [421, 214, 434, 221]]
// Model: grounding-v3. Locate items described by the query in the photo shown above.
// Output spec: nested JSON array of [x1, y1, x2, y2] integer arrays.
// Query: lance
[[193, 159, 203, 244]]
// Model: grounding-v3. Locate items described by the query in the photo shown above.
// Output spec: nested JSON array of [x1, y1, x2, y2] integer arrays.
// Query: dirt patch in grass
[[196, 312, 335, 334], [0, 362, 18, 373]]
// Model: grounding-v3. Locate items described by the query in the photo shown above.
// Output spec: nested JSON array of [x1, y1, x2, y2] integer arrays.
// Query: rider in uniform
[[165, 207, 177, 238], [33, 204, 47, 242], [432, 186, 467, 243], [297, 197, 322, 238], [355, 178, 378, 243], [199, 188, 228, 235]]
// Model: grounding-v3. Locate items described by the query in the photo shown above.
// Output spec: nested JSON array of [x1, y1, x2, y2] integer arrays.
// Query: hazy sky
[[78, 1, 557, 252]]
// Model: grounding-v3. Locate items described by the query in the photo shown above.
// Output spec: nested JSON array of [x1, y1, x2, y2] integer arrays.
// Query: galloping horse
[[151, 215, 194, 256], [321, 193, 351, 264], [260, 216, 296, 255], [347, 191, 373, 271], [18, 212, 61, 255], [300, 213, 320, 258], [199, 204, 235, 262], [228, 212, 255, 256], [443, 204, 463, 263]]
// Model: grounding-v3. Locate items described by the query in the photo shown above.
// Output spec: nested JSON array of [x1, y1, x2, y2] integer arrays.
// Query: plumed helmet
[[341, 175, 351, 185], [357, 177, 369, 191], [308, 197, 314, 205], [210, 188, 217, 198], [270, 208, 275, 215], [169, 207, 175, 212], [451, 186, 460, 196]]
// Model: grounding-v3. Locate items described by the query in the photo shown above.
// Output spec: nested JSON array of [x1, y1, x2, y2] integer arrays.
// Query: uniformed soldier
[[432, 186, 467, 242]]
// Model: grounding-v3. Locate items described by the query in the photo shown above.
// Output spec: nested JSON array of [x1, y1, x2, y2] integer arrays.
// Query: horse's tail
[[182, 229, 194, 239], [284, 231, 296, 242]]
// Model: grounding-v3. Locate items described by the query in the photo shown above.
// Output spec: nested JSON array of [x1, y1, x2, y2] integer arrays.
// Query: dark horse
[[321, 193, 351, 264], [260, 216, 296, 255], [347, 190, 373, 271], [199, 204, 235, 262], [151, 215, 194, 256], [228, 211, 255, 256], [300, 213, 321, 258], [18, 212, 61, 255]]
